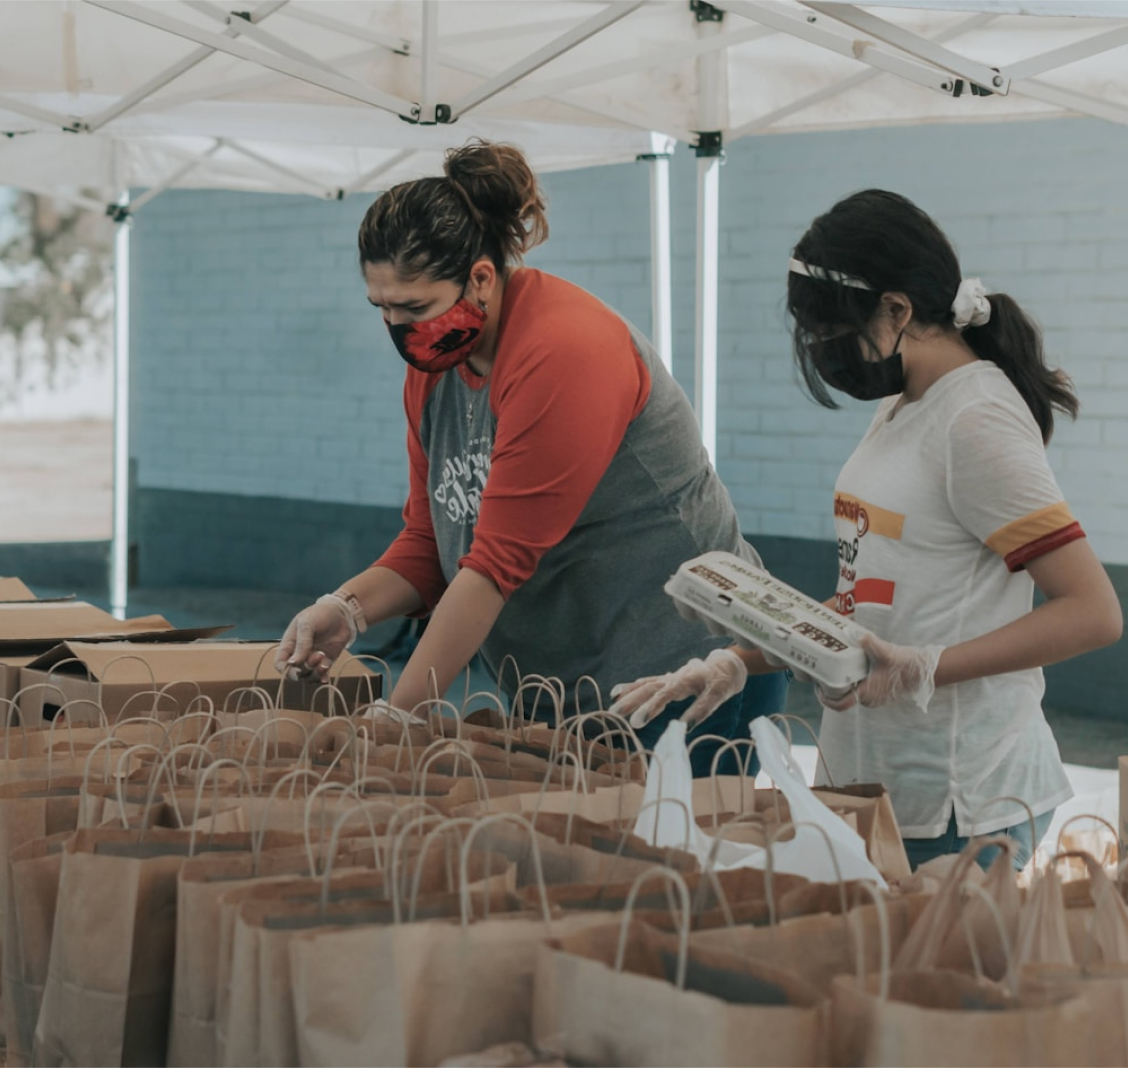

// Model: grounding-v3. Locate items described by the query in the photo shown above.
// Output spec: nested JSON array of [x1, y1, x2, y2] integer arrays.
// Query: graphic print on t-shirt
[[433, 433, 492, 526], [834, 491, 904, 616]]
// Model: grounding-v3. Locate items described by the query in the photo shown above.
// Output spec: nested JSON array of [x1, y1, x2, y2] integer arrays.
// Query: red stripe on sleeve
[[853, 577, 895, 607], [1004, 521, 1085, 573]]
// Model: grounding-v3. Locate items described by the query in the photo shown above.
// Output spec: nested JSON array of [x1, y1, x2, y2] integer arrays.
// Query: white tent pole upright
[[110, 194, 131, 619], [641, 138, 673, 373], [420, 1, 439, 123], [693, 1, 725, 465]]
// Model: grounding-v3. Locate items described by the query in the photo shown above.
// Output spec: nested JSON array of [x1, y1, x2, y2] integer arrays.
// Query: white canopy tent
[[3, 0, 1128, 612]]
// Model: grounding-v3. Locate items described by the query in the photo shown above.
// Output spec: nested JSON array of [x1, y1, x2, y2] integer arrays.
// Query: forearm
[[936, 541, 1121, 688], [337, 565, 427, 624], [389, 567, 505, 713], [935, 595, 1121, 688]]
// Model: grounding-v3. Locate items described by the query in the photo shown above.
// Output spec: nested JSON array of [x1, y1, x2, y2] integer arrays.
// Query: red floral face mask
[[384, 298, 487, 374]]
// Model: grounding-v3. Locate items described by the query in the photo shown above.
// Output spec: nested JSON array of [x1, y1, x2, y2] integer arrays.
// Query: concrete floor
[[5, 419, 1127, 769]]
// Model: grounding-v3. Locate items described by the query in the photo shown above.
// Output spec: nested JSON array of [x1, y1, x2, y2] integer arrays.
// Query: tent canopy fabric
[[5, 0, 1128, 612], [3, 1, 1128, 205]]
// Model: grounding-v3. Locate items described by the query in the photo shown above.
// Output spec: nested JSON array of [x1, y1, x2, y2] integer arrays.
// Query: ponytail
[[963, 293, 1077, 444]]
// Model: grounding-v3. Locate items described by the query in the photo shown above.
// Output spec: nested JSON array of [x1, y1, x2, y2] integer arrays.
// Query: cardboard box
[[0, 600, 192, 655], [0, 654, 35, 707], [0, 577, 36, 602], [19, 640, 381, 725]]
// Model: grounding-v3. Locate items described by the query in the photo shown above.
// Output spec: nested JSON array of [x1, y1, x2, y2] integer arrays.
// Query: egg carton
[[665, 551, 871, 700]]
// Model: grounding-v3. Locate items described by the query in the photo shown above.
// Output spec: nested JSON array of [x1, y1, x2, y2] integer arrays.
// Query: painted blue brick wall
[[131, 116, 1128, 565]]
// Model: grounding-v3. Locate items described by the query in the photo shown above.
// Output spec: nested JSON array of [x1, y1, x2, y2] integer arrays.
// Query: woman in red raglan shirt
[[275, 139, 786, 772]]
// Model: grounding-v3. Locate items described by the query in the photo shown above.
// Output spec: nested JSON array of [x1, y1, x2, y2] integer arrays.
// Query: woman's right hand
[[274, 596, 356, 681], [608, 647, 748, 729]]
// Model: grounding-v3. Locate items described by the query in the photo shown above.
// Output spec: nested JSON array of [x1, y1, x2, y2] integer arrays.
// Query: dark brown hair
[[787, 189, 1078, 443], [357, 139, 548, 282]]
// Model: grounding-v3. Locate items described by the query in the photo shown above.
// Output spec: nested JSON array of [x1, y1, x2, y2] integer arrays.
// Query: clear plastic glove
[[274, 596, 356, 682], [360, 699, 426, 726], [819, 633, 944, 713], [608, 647, 748, 730]]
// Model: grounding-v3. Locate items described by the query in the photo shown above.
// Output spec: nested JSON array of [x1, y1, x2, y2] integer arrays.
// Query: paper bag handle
[[768, 713, 835, 787], [460, 812, 552, 926], [614, 866, 692, 989]]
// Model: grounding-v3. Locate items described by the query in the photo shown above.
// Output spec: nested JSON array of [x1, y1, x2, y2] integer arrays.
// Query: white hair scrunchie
[[951, 277, 991, 330]]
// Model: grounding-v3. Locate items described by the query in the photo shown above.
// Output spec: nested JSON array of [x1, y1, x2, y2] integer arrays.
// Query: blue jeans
[[903, 808, 1055, 872], [631, 671, 790, 778]]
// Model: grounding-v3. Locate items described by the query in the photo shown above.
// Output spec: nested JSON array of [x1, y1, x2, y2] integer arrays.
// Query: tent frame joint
[[691, 0, 725, 23], [400, 102, 454, 125], [694, 131, 724, 158], [106, 203, 132, 224]]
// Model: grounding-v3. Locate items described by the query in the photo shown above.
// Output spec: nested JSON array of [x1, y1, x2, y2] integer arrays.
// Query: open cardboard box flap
[[0, 601, 232, 654], [0, 577, 36, 602], [18, 640, 380, 725], [25, 640, 287, 684]]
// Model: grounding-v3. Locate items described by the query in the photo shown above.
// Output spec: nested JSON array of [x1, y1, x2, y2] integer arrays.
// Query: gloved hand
[[361, 699, 427, 726], [274, 595, 357, 682], [608, 647, 748, 730], [819, 633, 943, 713]]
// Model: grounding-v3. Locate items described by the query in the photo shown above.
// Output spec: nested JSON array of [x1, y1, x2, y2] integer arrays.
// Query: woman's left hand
[[820, 633, 943, 713]]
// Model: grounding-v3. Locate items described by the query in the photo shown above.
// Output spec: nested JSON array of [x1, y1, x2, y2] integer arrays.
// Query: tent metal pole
[[728, 12, 994, 140], [420, 1, 439, 123], [85, 1, 290, 133], [1004, 23, 1128, 81], [110, 195, 131, 619], [694, 152, 720, 465], [718, 1, 964, 96], [449, 1, 644, 118], [127, 141, 223, 215], [644, 146, 673, 374], [802, 2, 1010, 94], [693, 6, 724, 465], [0, 94, 73, 129], [86, 1, 418, 117]]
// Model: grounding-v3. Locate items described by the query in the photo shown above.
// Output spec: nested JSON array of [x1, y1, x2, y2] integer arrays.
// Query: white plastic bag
[[634, 719, 886, 887]]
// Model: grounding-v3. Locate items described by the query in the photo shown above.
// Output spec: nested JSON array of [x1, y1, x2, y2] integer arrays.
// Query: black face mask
[[814, 329, 905, 401]]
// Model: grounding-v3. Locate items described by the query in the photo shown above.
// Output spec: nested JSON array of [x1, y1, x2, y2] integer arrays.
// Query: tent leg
[[647, 149, 673, 373], [110, 199, 131, 619], [694, 152, 720, 466]]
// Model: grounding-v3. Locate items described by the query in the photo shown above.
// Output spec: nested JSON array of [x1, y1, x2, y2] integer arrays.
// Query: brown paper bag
[[2, 830, 70, 1068], [894, 837, 1021, 980], [288, 902, 610, 1067], [167, 832, 368, 1068], [32, 827, 280, 1067], [829, 968, 1111, 1066], [691, 891, 933, 993], [218, 856, 518, 1067], [533, 916, 829, 1066]]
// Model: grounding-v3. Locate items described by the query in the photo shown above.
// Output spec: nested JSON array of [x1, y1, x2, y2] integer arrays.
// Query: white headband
[[792, 256, 993, 331], [788, 257, 872, 291], [951, 277, 991, 329]]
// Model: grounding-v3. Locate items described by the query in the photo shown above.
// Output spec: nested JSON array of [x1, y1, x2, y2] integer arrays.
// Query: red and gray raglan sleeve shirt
[[373, 267, 758, 704]]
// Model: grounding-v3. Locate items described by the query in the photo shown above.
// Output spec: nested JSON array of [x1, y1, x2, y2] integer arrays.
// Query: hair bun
[[443, 139, 549, 259]]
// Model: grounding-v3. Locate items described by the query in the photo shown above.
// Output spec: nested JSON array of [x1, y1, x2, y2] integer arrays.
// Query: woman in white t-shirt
[[611, 189, 1122, 870]]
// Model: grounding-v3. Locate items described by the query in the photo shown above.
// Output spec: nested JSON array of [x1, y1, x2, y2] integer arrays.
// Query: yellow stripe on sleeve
[[985, 502, 1077, 559]]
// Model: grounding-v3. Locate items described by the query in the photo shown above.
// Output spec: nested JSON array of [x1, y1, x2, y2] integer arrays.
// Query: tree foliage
[[0, 191, 113, 389]]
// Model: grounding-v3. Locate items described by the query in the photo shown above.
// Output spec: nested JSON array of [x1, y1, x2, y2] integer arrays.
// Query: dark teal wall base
[[135, 487, 404, 597], [0, 541, 110, 592]]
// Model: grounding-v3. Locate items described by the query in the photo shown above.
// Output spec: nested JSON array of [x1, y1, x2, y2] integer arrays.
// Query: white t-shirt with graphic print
[[817, 361, 1080, 838]]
